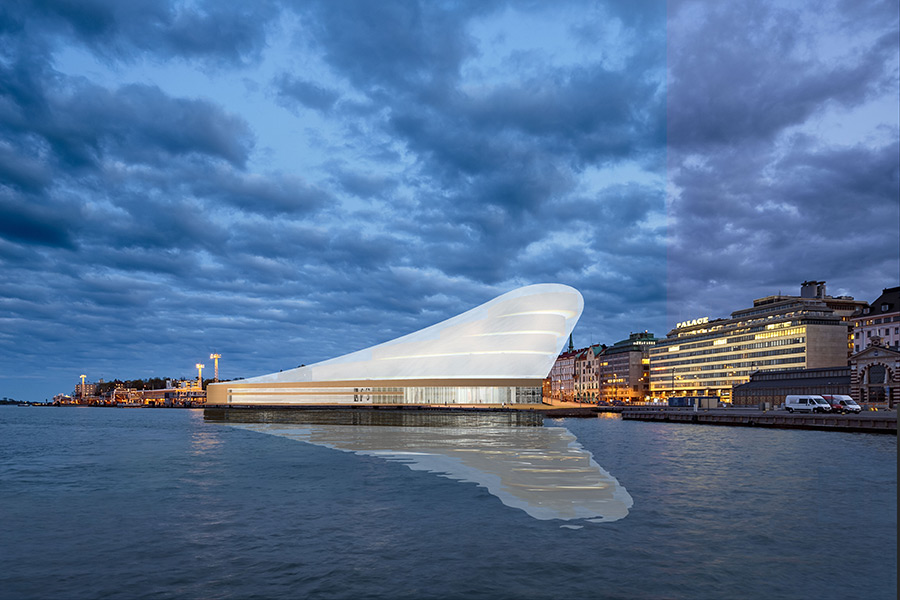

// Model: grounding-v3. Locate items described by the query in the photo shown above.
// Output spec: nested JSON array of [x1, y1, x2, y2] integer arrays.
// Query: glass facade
[[226, 385, 542, 406]]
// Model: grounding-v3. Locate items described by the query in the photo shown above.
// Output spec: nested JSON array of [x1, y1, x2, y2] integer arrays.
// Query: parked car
[[821, 394, 862, 414], [784, 395, 832, 413]]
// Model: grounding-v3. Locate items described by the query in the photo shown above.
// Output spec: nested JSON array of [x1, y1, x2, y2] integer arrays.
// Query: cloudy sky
[[1, 0, 897, 401]]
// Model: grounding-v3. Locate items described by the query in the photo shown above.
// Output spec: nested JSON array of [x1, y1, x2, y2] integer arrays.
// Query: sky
[[1, 0, 897, 401]]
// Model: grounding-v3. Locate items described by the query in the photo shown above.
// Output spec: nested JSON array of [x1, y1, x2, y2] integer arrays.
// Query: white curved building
[[206, 283, 583, 406]]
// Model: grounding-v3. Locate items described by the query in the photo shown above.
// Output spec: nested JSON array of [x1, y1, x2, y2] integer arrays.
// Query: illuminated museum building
[[207, 284, 583, 407], [649, 281, 865, 402]]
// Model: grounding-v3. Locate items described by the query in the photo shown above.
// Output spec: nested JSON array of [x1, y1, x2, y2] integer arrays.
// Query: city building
[[849, 339, 899, 409], [563, 332, 657, 403], [851, 286, 900, 352], [207, 284, 583, 407], [649, 281, 862, 403], [597, 332, 657, 402], [731, 366, 850, 408], [74, 381, 97, 401], [140, 380, 206, 407], [549, 336, 581, 402], [574, 345, 602, 402]]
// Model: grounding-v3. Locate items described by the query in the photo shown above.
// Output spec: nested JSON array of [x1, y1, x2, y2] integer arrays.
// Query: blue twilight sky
[[1, 1, 898, 401]]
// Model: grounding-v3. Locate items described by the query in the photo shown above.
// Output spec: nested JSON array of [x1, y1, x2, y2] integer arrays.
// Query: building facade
[[561, 332, 657, 403], [550, 348, 581, 402], [849, 341, 899, 409], [207, 284, 583, 407], [574, 345, 601, 401], [597, 332, 657, 402], [73, 381, 97, 401], [649, 282, 861, 403], [851, 286, 900, 353], [731, 366, 850, 407]]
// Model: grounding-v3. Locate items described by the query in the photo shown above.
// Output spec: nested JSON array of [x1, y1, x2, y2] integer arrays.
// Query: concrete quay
[[621, 408, 897, 434]]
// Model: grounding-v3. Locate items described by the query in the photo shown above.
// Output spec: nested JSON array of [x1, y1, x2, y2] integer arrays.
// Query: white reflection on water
[[228, 422, 633, 523]]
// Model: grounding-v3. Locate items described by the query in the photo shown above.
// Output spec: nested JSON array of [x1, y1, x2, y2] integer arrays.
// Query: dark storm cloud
[[285, 0, 666, 300], [668, 8, 891, 152], [300, 0, 482, 93], [13, 0, 278, 65], [184, 166, 337, 215], [0, 192, 76, 248], [8, 0, 892, 403], [665, 0, 898, 320], [36, 82, 255, 169], [0, 144, 51, 192], [460, 67, 664, 164], [1, 57, 254, 176], [273, 74, 340, 113], [326, 165, 397, 199]]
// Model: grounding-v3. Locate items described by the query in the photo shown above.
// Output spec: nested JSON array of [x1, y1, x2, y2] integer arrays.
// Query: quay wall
[[621, 408, 896, 434]]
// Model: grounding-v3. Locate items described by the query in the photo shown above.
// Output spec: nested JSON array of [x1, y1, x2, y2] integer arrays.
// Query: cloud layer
[[0, 0, 896, 400]]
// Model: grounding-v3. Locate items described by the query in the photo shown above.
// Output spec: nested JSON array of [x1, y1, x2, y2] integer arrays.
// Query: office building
[[649, 281, 861, 403], [598, 332, 657, 402]]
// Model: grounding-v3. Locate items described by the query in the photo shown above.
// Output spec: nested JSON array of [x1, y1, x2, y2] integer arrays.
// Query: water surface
[[0, 406, 895, 599]]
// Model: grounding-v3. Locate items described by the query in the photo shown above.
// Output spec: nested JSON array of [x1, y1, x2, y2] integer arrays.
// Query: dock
[[621, 408, 897, 434]]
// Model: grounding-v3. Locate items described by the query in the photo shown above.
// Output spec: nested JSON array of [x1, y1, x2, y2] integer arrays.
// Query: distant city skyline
[[1, 1, 897, 401]]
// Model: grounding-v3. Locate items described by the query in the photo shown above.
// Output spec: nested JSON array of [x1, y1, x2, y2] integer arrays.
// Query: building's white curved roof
[[242, 283, 583, 383]]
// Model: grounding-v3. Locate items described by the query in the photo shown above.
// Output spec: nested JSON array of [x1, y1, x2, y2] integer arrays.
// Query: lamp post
[[195, 363, 205, 390], [210, 353, 221, 382], [80, 374, 86, 403], [612, 373, 619, 402]]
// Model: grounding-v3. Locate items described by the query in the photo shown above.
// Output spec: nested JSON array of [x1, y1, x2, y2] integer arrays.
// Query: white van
[[784, 395, 832, 413], [821, 394, 862, 414]]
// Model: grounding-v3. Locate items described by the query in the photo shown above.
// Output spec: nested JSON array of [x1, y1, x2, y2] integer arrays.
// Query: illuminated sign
[[676, 317, 709, 329]]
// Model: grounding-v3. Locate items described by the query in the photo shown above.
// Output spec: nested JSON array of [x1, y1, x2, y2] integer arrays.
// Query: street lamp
[[195, 363, 205, 390], [612, 373, 618, 403], [210, 353, 221, 382], [80, 374, 86, 403]]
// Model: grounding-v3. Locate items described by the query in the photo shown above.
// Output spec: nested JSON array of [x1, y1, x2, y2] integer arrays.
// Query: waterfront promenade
[[619, 406, 897, 433], [202, 399, 897, 434]]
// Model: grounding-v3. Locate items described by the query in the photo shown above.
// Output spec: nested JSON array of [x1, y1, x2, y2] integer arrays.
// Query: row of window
[[856, 327, 899, 338], [650, 344, 805, 370], [650, 356, 807, 387], [652, 336, 805, 363], [859, 315, 900, 325], [663, 322, 805, 350]]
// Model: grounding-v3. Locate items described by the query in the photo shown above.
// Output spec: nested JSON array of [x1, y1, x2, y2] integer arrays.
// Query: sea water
[[0, 406, 895, 599]]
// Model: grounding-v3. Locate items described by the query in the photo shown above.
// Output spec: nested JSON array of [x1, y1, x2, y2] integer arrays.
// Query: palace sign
[[676, 317, 709, 329]]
